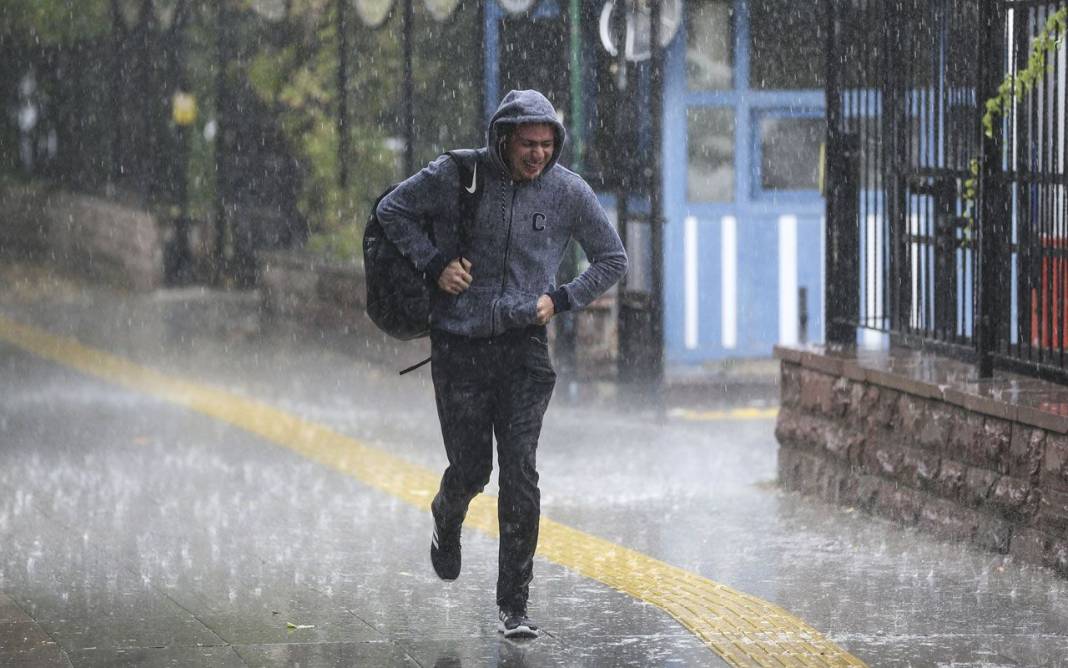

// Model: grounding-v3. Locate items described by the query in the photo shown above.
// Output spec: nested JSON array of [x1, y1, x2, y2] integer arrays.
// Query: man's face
[[505, 123, 555, 182]]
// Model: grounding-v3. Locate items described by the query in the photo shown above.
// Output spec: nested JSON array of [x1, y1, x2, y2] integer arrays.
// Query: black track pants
[[429, 325, 556, 612]]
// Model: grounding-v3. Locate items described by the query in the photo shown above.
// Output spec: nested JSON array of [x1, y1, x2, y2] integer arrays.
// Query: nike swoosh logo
[[465, 164, 477, 194]]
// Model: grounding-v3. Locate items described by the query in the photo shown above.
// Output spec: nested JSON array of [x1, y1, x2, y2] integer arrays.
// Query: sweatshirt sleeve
[[374, 155, 457, 278], [558, 180, 628, 310]]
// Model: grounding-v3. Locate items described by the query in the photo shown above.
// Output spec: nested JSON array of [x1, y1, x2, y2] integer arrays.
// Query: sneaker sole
[[497, 622, 539, 639], [430, 559, 459, 581]]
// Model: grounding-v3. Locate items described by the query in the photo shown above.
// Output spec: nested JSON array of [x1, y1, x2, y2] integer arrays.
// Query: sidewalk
[[1, 257, 1067, 666]]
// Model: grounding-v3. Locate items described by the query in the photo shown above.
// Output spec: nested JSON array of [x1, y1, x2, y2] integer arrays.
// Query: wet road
[[1, 275, 1067, 667]]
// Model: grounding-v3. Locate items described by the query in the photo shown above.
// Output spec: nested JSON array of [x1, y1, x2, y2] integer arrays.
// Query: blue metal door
[[662, 0, 826, 364]]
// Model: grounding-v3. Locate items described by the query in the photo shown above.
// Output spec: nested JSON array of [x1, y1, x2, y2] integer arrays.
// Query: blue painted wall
[[661, 0, 825, 364]]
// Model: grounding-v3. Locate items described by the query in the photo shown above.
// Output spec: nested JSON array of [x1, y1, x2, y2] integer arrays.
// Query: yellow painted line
[[670, 406, 780, 422], [0, 315, 866, 668]]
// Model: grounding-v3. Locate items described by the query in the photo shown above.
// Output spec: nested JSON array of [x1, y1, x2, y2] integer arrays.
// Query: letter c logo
[[532, 213, 546, 231]]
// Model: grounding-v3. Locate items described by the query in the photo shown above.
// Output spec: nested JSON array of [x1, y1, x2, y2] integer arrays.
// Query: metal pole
[[476, 0, 486, 128], [139, 0, 152, 199], [614, 0, 633, 386], [214, 0, 231, 285], [403, 0, 414, 175], [823, 0, 859, 346], [110, 0, 123, 183], [174, 1, 192, 283], [555, 0, 584, 390], [976, 0, 1007, 377], [648, 0, 665, 398], [568, 0, 584, 167], [823, 0, 840, 341], [337, 0, 349, 189], [885, 1, 909, 332]]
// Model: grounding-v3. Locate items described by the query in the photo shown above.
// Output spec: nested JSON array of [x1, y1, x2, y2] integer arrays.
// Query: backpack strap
[[398, 151, 482, 377], [444, 149, 483, 259], [398, 356, 432, 375]]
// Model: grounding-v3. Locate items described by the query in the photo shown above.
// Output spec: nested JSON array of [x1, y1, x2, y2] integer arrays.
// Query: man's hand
[[535, 294, 555, 325], [437, 257, 473, 295]]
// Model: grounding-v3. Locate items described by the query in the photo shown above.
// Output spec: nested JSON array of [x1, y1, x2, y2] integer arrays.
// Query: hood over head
[[487, 89, 567, 178]]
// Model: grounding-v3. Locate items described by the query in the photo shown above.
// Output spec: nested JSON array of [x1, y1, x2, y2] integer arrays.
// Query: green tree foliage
[[4, 0, 483, 261], [982, 8, 1067, 139], [1, 0, 111, 46], [239, 0, 483, 258]]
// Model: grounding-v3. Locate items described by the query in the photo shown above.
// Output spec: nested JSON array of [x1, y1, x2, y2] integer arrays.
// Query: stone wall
[[1, 184, 164, 290], [257, 249, 365, 329], [775, 347, 1068, 576], [257, 249, 619, 378], [1, 183, 51, 258], [548, 291, 618, 380]]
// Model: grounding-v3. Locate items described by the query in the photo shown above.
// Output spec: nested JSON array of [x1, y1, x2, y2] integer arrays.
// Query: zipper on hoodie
[[491, 184, 519, 337], [500, 186, 518, 292]]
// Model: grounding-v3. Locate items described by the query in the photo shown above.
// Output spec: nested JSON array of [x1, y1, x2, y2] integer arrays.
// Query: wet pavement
[[1, 261, 1068, 667]]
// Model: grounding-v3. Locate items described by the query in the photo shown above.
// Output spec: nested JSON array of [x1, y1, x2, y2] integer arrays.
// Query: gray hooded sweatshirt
[[375, 89, 628, 338]]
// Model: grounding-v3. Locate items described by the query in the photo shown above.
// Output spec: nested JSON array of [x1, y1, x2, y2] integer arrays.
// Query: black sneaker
[[497, 608, 539, 639], [430, 518, 461, 581]]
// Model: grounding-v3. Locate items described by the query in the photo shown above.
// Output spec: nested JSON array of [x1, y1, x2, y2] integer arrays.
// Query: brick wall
[[775, 348, 1068, 576]]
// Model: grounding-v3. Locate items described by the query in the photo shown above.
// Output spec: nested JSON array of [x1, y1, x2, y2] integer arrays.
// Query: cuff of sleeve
[[547, 287, 571, 313], [424, 253, 450, 284]]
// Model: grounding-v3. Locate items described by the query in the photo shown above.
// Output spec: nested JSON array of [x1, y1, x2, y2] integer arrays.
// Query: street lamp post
[[172, 89, 197, 283], [113, 0, 148, 194], [338, 0, 350, 189], [138, 0, 154, 198], [611, 0, 667, 407], [155, 0, 197, 283], [109, 0, 128, 183], [214, 0, 233, 285], [613, 0, 635, 390], [647, 0, 666, 403], [403, 0, 414, 176]]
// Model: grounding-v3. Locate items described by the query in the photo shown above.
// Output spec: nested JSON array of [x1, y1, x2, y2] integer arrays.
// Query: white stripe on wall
[[721, 215, 737, 350], [1009, 8, 1018, 172], [778, 215, 799, 345], [684, 215, 699, 350], [820, 216, 826, 343], [910, 214, 921, 329], [866, 213, 884, 329]]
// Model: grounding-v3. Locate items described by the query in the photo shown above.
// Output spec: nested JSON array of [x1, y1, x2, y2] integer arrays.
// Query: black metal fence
[[825, 0, 1068, 381], [3, 0, 484, 285]]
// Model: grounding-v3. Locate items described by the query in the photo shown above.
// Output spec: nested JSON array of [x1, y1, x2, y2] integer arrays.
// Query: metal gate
[[826, 0, 1068, 382], [827, 0, 984, 353]]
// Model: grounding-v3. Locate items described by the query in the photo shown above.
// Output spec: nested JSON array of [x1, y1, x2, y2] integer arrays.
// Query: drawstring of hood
[[487, 89, 567, 179]]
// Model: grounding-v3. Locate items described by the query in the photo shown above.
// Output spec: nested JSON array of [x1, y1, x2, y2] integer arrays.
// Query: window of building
[[749, 0, 823, 89], [759, 115, 823, 191], [687, 0, 733, 90], [687, 107, 735, 202]]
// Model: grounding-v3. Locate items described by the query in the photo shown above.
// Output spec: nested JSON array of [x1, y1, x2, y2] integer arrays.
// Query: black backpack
[[363, 150, 483, 352]]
